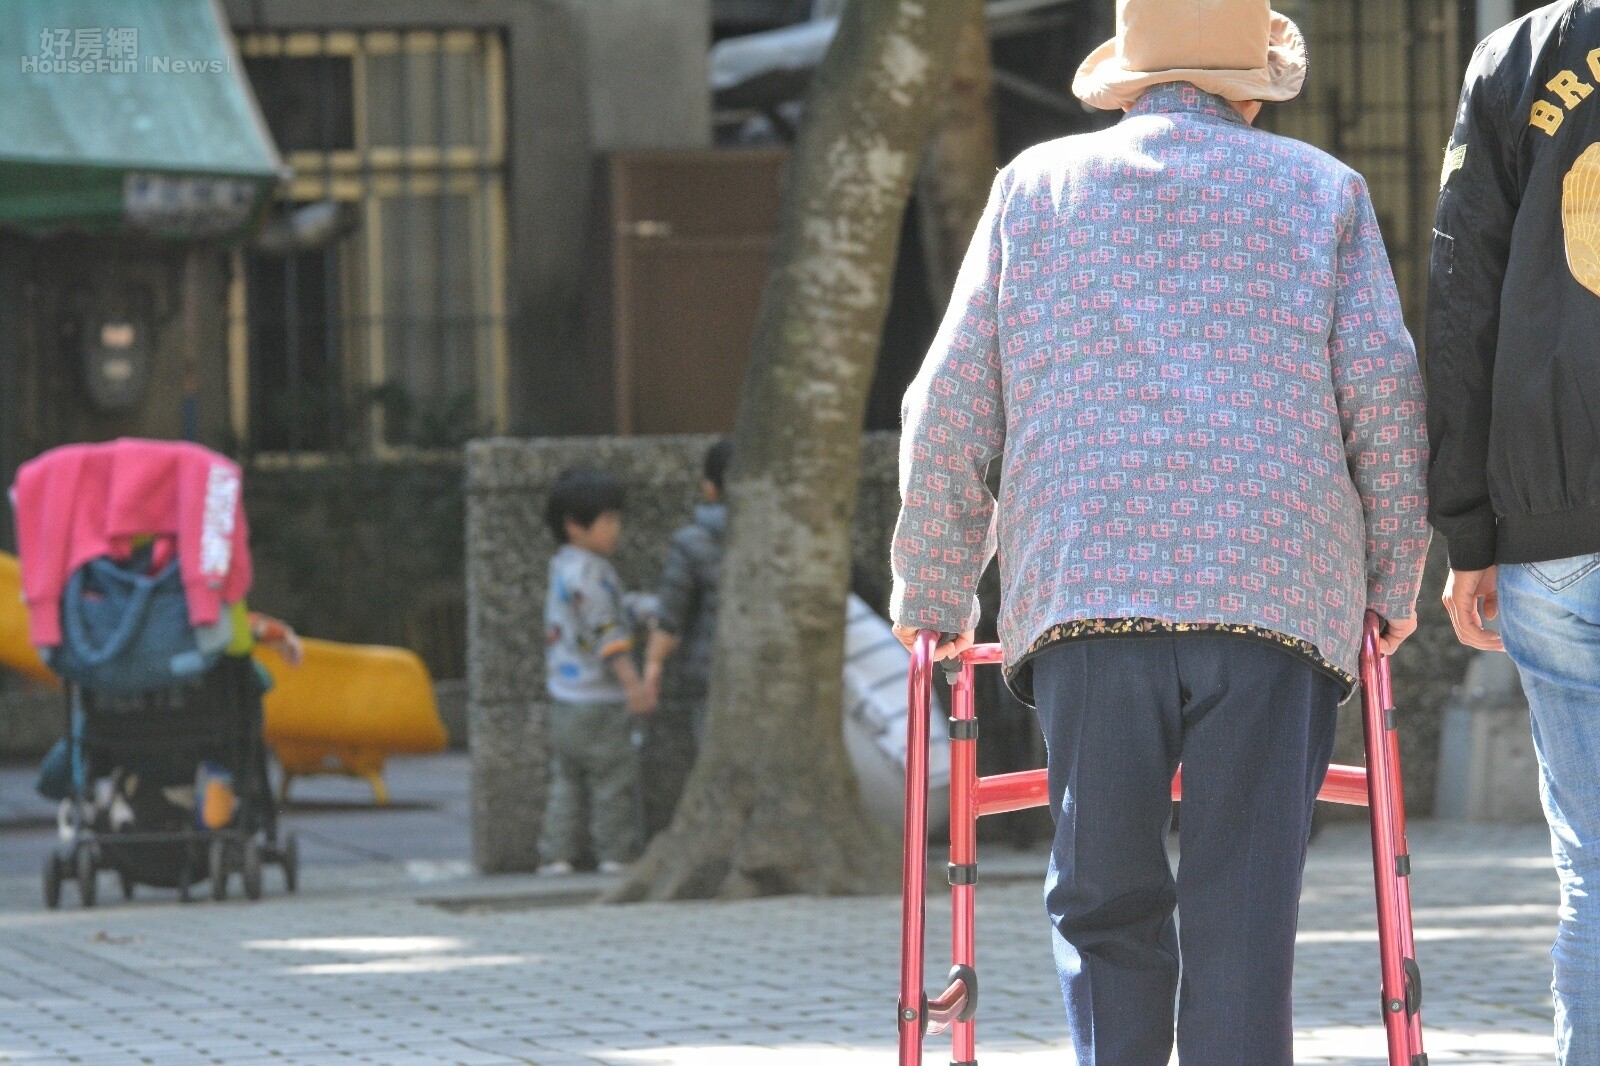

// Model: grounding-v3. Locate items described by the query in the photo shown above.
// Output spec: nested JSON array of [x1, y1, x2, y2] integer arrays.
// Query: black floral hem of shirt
[[1018, 617, 1357, 697]]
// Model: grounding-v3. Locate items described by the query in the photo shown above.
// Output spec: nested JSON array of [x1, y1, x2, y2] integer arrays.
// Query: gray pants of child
[[540, 699, 639, 866]]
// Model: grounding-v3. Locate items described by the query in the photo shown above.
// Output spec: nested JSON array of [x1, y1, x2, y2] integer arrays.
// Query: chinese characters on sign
[[22, 29, 230, 75], [26, 28, 137, 73], [124, 174, 259, 239]]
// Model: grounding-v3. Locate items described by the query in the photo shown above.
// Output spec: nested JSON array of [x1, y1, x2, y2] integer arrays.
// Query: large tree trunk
[[611, 0, 964, 902], [916, 0, 998, 307]]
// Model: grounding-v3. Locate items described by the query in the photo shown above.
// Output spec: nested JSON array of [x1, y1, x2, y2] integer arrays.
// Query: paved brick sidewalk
[[0, 822, 1560, 1064]]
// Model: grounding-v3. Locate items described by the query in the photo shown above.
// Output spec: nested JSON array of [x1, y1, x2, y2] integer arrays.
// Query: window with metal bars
[[233, 29, 508, 457], [1260, 0, 1465, 347]]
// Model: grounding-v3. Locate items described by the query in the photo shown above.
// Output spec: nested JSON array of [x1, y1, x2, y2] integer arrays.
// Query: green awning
[[0, 0, 285, 240]]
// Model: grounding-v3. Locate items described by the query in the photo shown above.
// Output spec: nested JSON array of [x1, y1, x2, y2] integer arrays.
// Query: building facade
[[219, 0, 711, 456], [214, 1, 1499, 451]]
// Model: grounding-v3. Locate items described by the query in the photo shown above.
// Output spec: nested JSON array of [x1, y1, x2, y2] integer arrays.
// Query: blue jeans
[[1498, 553, 1600, 1066], [1030, 635, 1341, 1066]]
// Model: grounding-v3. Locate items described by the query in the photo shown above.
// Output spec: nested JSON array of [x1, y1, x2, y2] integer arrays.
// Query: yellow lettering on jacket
[[1533, 100, 1567, 135], [1550, 69, 1595, 108], [1588, 46, 1600, 81]]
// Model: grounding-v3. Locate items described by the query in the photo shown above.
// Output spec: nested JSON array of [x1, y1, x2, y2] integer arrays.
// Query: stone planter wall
[[0, 681, 63, 762], [465, 433, 899, 872]]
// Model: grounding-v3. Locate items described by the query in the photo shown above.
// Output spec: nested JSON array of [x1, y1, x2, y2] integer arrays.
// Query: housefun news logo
[[21, 29, 231, 75]]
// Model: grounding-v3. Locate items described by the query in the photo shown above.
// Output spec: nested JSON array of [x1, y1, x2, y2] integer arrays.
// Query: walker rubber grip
[[947, 862, 977, 886], [947, 964, 978, 1023]]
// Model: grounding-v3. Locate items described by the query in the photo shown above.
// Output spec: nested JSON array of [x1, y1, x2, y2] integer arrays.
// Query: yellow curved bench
[[0, 552, 58, 687], [257, 638, 447, 805]]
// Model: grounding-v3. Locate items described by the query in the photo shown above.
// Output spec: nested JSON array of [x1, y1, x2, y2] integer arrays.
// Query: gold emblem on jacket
[[1439, 143, 1467, 189], [1564, 143, 1600, 297]]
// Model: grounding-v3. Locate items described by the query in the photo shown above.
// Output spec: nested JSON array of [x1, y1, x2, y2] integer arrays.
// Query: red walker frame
[[898, 610, 1426, 1066]]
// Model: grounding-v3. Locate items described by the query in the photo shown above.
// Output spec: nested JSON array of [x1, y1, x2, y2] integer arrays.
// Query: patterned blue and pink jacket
[[890, 83, 1430, 701]]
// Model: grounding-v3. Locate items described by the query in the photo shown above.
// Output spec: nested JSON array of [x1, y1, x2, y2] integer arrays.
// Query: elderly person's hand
[[1376, 615, 1417, 657], [1442, 567, 1505, 652], [891, 625, 975, 661]]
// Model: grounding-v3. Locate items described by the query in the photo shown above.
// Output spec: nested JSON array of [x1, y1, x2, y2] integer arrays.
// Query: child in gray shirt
[[539, 468, 650, 875]]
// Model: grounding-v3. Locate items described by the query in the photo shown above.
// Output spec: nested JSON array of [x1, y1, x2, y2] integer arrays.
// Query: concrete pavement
[[0, 788, 1565, 1064]]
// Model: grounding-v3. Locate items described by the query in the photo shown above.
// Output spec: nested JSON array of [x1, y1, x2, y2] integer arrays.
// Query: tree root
[[605, 808, 897, 903]]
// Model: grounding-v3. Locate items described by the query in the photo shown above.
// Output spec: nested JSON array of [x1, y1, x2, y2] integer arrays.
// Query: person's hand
[[892, 624, 975, 661], [642, 661, 663, 706], [1443, 567, 1505, 652], [626, 681, 655, 716], [249, 613, 305, 667], [1376, 614, 1417, 657], [275, 629, 305, 668]]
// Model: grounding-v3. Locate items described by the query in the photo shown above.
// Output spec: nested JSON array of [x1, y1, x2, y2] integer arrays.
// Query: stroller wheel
[[76, 846, 98, 908], [118, 868, 134, 901], [43, 853, 63, 909], [242, 838, 263, 901], [281, 833, 299, 894], [209, 837, 230, 902]]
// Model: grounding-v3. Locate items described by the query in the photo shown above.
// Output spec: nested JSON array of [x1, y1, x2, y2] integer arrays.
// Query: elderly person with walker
[[890, 2, 1431, 1062]]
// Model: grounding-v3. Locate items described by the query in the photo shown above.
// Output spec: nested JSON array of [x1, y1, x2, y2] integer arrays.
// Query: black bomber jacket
[[1428, 0, 1600, 571]]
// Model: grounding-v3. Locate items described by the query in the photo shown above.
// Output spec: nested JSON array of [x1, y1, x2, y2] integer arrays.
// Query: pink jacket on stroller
[[11, 439, 252, 647]]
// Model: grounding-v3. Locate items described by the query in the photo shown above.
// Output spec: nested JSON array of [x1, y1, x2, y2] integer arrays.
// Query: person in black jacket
[[638, 439, 730, 835], [1430, 4, 1600, 1060]]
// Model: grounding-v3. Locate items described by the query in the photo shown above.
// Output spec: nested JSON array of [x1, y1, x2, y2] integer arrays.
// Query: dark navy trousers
[[1031, 634, 1341, 1066]]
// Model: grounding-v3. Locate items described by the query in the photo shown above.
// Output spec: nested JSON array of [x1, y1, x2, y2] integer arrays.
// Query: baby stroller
[[14, 439, 298, 907], [899, 611, 1427, 1066], [43, 656, 298, 907]]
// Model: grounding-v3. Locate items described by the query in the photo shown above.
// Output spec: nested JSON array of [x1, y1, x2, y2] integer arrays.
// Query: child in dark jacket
[[638, 439, 729, 834]]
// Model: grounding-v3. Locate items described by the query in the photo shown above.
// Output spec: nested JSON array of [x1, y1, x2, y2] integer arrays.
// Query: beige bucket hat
[[1072, 0, 1307, 111]]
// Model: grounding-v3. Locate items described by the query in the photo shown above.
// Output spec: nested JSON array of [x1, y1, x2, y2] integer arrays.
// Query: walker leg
[[899, 633, 938, 1066], [1379, 655, 1427, 1063], [949, 660, 979, 1064], [1359, 612, 1427, 1066]]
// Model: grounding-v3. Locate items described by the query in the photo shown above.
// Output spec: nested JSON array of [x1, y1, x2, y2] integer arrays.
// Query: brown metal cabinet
[[609, 148, 786, 435]]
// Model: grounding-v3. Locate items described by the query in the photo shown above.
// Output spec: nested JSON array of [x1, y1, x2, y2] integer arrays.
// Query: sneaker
[[597, 860, 629, 875], [537, 860, 574, 876]]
